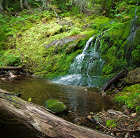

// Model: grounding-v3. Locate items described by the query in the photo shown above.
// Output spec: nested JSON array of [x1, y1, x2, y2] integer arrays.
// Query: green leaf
[[28, 98, 32, 102]]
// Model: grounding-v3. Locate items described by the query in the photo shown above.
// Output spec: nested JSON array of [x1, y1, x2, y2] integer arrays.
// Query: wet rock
[[45, 99, 66, 114], [74, 117, 86, 125], [122, 105, 131, 115], [87, 87, 101, 93], [124, 68, 140, 85], [44, 35, 86, 54]]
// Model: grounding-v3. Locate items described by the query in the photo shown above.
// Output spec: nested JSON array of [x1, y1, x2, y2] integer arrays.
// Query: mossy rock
[[45, 99, 66, 113], [124, 68, 140, 85], [87, 87, 101, 93]]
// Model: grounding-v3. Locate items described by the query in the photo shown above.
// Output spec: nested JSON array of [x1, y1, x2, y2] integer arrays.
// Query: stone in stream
[[45, 99, 66, 114]]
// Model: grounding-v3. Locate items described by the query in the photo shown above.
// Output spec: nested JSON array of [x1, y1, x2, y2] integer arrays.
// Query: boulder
[[124, 68, 140, 85], [45, 99, 66, 114], [44, 35, 86, 54]]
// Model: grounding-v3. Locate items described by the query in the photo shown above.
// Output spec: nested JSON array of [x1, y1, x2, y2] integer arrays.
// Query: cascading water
[[53, 1, 139, 87], [126, 1, 139, 66], [53, 30, 110, 88]]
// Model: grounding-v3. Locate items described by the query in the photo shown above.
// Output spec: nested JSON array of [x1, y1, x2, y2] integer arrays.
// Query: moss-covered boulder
[[87, 87, 101, 94], [45, 99, 66, 113], [44, 35, 86, 54], [124, 68, 140, 85]]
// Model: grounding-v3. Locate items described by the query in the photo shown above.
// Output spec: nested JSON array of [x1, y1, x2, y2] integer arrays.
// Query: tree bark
[[5, 0, 9, 9], [0, 89, 114, 138], [41, 0, 48, 10], [24, 0, 30, 9], [0, 0, 3, 14], [20, 0, 23, 10], [101, 69, 128, 94], [0, 66, 24, 71]]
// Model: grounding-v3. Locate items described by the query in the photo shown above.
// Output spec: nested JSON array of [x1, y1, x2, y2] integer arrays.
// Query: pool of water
[[0, 75, 119, 137]]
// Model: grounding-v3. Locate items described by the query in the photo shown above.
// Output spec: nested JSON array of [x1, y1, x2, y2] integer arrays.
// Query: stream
[[0, 76, 119, 137]]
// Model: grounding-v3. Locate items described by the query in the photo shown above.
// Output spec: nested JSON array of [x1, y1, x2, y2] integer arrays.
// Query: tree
[[73, 0, 87, 13], [20, 0, 30, 10], [41, 0, 48, 9], [0, 0, 3, 13]]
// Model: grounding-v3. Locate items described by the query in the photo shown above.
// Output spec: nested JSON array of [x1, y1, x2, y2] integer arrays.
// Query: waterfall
[[126, 1, 139, 67], [53, 30, 109, 88]]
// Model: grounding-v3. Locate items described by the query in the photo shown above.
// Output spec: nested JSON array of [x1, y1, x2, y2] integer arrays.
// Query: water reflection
[[0, 76, 118, 123]]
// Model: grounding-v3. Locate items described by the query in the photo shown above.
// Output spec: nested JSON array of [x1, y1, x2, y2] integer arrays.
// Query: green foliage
[[106, 119, 117, 128], [70, 27, 81, 36], [0, 1, 138, 79], [45, 99, 66, 113], [52, 0, 70, 13], [0, 50, 21, 66], [28, 98, 32, 102], [113, 84, 140, 113], [70, 6, 80, 15], [102, 64, 113, 75], [132, 45, 140, 65]]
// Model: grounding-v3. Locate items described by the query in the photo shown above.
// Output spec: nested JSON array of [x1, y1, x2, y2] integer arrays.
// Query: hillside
[[0, 0, 140, 78]]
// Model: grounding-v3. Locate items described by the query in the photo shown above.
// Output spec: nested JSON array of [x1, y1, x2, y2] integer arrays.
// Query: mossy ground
[[0, 2, 140, 78], [113, 84, 140, 113]]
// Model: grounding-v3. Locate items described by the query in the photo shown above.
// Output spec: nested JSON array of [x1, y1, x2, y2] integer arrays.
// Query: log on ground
[[101, 69, 128, 93], [0, 89, 114, 138], [0, 66, 24, 71]]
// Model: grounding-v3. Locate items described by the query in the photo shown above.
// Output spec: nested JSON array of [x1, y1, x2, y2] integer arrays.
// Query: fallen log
[[0, 66, 24, 71], [0, 89, 114, 138], [101, 69, 128, 95]]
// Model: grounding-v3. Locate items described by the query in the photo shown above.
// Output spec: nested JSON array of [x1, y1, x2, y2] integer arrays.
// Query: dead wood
[[0, 66, 24, 71], [0, 89, 114, 138], [101, 69, 128, 95]]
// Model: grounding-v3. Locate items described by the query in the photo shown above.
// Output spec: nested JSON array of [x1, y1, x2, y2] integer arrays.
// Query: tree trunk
[[41, 0, 48, 10], [5, 0, 9, 9], [20, 0, 23, 10], [24, 0, 30, 9], [0, 66, 24, 71], [0, 0, 3, 14], [0, 89, 114, 138]]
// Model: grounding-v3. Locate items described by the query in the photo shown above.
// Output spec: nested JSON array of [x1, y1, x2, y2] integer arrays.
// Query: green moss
[[134, 28, 140, 46], [45, 99, 66, 113], [102, 64, 113, 75], [113, 84, 140, 113], [87, 87, 101, 94], [106, 119, 117, 128], [132, 45, 140, 65], [0, 5, 137, 79]]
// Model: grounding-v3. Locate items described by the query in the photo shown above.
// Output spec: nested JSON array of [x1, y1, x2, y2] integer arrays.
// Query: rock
[[45, 99, 66, 114], [44, 35, 86, 54], [74, 117, 86, 125], [131, 112, 137, 117], [124, 68, 140, 85], [106, 109, 128, 119], [122, 105, 131, 115], [87, 87, 101, 93], [1, 78, 7, 81]]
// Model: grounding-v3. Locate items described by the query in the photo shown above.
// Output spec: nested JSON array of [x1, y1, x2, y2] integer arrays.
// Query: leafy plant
[[106, 119, 117, 128]]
